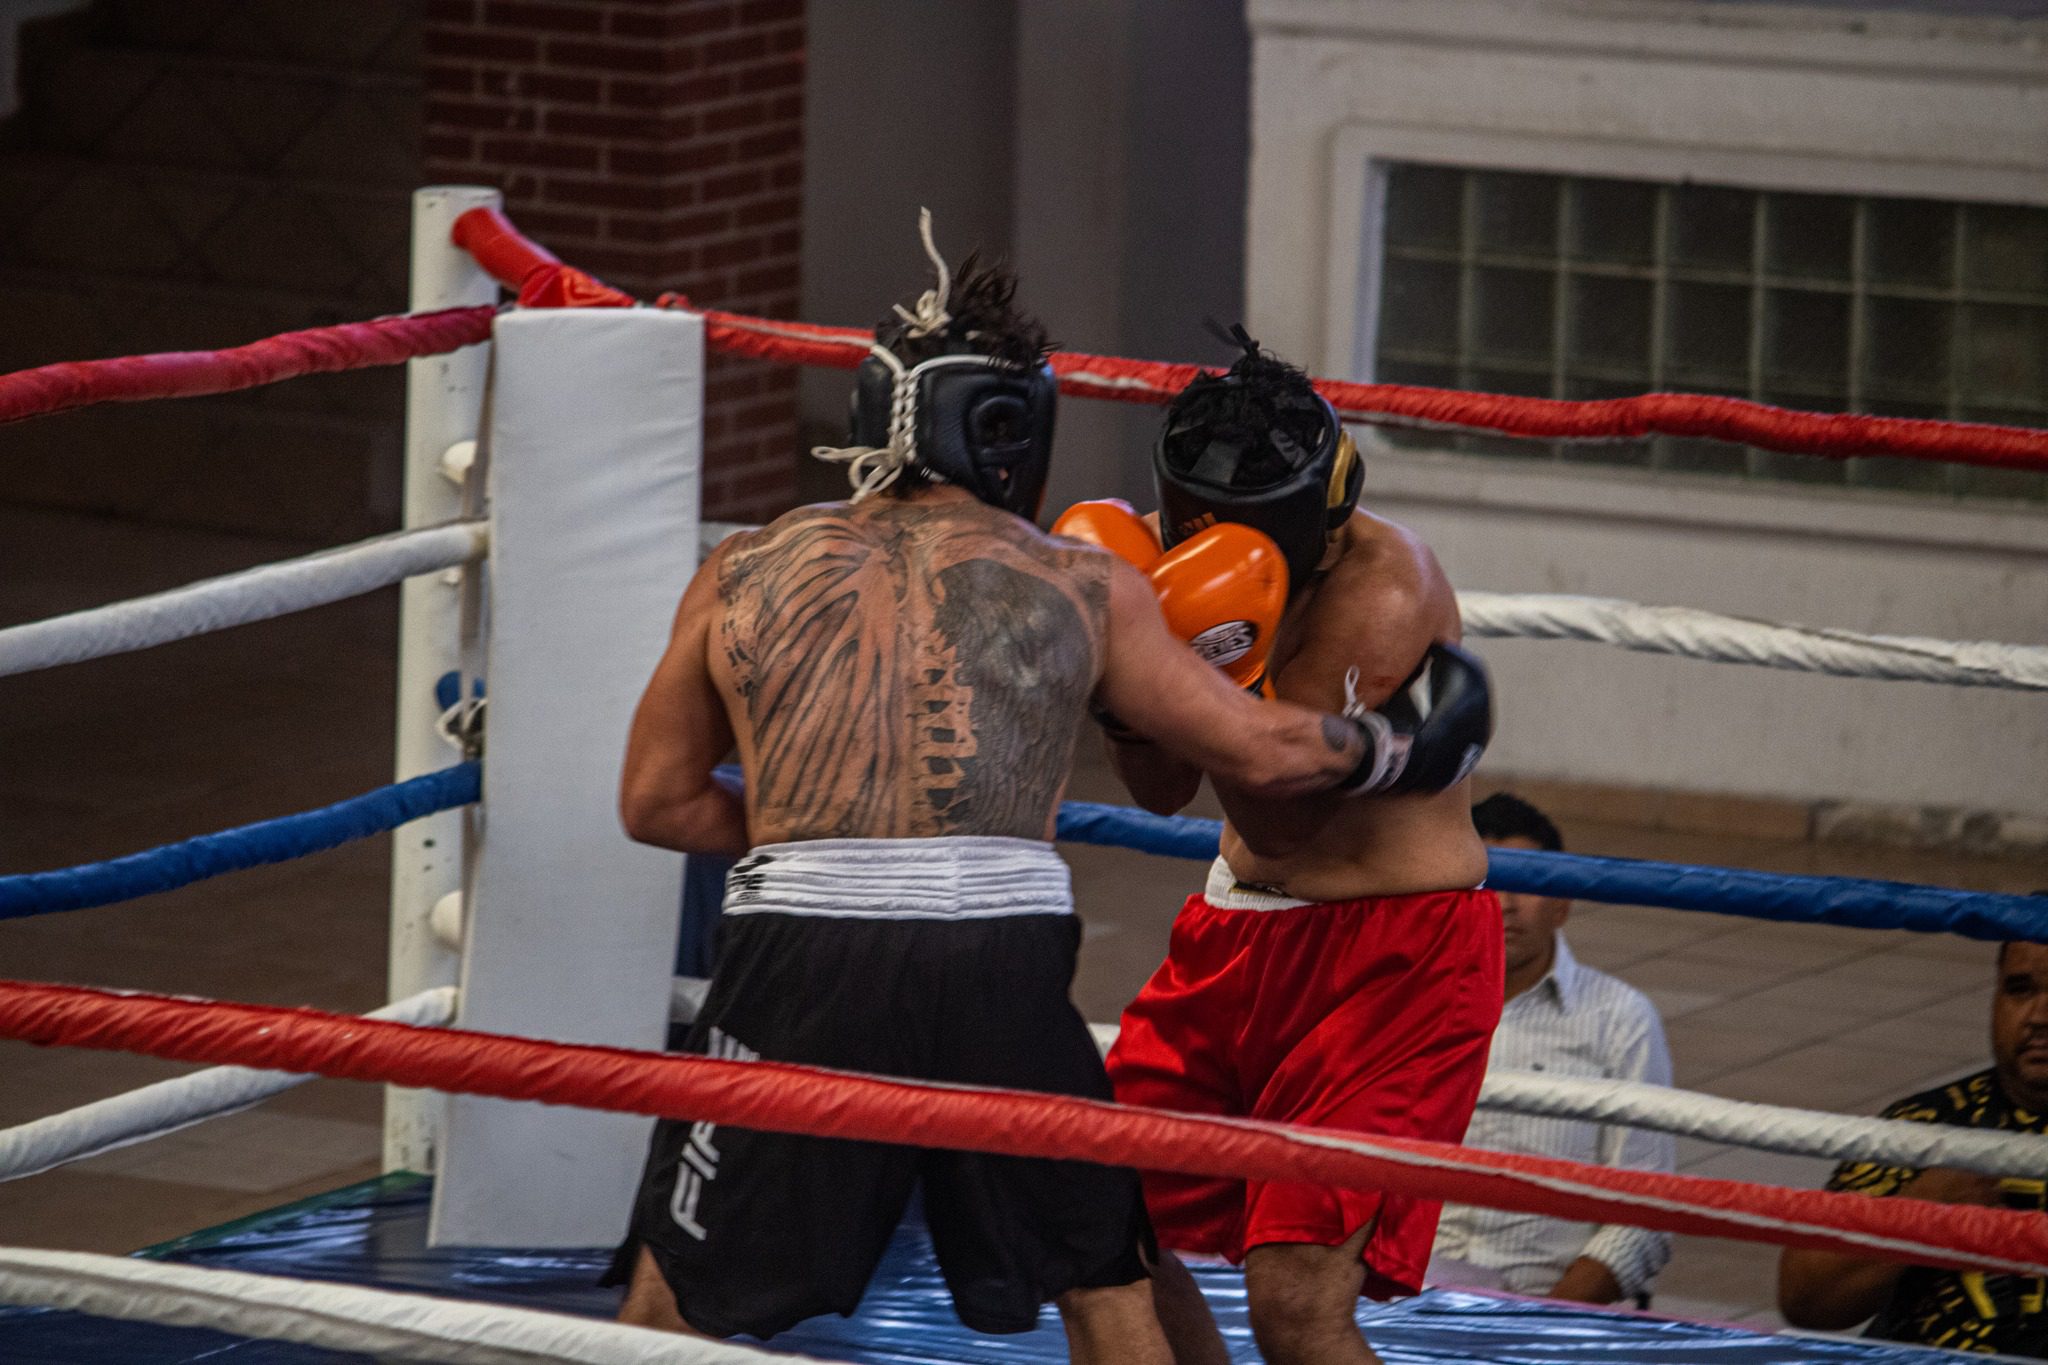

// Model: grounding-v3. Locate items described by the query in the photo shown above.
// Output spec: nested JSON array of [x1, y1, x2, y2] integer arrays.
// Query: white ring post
[[388, 185, 500, 1175], [430, 306, 703, 1247]]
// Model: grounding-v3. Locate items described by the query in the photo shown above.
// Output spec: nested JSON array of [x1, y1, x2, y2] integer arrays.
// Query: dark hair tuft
[[1160, 338, 1328, 487], [875, 250, 1051, 371]]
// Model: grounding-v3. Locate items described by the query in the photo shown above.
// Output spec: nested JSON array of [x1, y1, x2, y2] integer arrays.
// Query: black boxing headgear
[[847, 343, 1057, 520], [1153, 331, 1361, 592], [819, 209, 1058, 519]]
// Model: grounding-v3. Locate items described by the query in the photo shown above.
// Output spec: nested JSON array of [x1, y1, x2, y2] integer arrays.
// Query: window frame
[[1319, 122, 2048, 535]]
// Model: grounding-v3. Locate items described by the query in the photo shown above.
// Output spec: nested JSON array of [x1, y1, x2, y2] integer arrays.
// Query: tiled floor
[[2, 504, 2043, 1335]]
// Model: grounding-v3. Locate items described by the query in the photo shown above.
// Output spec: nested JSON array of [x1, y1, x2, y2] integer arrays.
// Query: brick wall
[[423, 0, 803, 521]]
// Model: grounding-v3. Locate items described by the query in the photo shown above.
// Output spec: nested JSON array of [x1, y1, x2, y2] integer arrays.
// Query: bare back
[[1217, 511, 1489, 900], [711, 492, 1112, 844]]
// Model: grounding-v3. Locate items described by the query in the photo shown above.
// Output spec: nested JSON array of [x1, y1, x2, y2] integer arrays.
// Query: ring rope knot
[[434, 695, 486, 760]]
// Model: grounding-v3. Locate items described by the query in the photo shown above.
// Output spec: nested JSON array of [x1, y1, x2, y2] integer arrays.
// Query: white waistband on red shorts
[[1201, 857, 1315, 911], [723, 835, 1073, 920], [1201, 856, 1488, 910]]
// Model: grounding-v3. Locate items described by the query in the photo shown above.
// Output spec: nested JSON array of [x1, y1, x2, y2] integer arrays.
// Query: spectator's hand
[[1899, 1167, 2003, 1207]]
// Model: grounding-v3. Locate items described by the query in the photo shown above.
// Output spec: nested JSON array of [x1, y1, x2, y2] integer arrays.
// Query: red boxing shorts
[[1106, 861, 1503, 1299]]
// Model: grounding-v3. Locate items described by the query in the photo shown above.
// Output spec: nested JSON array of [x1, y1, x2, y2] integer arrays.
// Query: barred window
[[1372, 165, 2048, 501]]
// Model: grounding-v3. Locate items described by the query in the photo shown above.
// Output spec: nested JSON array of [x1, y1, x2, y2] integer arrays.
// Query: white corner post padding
[[390, 184, 502, 1175], [0, 1248, 829, 1364], [431, 307, 702, 1247]]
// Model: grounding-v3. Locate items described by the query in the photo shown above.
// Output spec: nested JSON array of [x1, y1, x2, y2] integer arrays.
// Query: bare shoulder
[[1316, 510, 1459, 637], [967, 507, 1116, 614], [726, 501, 868, 557], [715, 501, 887, 589]]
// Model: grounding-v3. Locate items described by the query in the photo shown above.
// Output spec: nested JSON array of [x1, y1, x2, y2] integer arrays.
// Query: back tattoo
[[718, 501, 1111, 840]]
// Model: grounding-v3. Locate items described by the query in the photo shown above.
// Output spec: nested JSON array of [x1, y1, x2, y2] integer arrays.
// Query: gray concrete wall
[[798, 0, 1019, 470], [799, 0, 1250, 514], [1015, 0, 1250, 513]]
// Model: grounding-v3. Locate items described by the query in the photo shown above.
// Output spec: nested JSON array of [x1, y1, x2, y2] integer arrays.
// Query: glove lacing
[[1340, 666, 1408, 794]]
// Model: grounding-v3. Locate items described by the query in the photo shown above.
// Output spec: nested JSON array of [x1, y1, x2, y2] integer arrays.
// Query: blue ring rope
[[0, 763, 480, 920], [1058, 799, 2044, 944], [0, 762, 2038, 943]]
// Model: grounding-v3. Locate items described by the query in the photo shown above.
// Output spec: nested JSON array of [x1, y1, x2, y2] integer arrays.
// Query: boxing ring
[[0, 183, 2046, 1362]]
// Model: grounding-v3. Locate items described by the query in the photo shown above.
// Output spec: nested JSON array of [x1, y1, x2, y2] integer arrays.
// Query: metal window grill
[[1373, 164, 2048, 501]]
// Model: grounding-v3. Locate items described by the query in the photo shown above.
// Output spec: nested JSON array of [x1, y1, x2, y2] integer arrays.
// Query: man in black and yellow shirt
[[1779, 931, 2048, 1356]]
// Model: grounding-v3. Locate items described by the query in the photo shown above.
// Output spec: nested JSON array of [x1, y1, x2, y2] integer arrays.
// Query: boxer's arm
[[619, 544, 749, 857], [1103, 731, 1203, 816], [1097, 558, 1365, 798], [1212, 545, 1460, 853]]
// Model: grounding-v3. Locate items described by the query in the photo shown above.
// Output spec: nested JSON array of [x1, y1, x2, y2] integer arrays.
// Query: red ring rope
[[453, 207, 2048, 475], [686, 301, 2048, 474], [3, 204, 2037, 474], [3, 979, 2043, 1277], [0, 307, 497, 425]]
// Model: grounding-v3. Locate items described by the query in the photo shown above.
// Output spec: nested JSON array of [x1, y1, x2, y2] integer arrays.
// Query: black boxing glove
[[1335, 642, 1493, 796]]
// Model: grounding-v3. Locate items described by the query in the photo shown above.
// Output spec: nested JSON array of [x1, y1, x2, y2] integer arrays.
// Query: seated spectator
[[1779, 922, 2048, 1355], [1430, 792, 1676, 1305]]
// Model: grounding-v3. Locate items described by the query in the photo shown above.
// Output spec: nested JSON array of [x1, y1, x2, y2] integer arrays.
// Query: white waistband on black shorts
[[722, 835, 1074, 920]]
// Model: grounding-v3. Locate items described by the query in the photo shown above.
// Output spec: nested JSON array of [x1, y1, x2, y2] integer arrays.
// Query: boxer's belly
[[1218, 781, 1489, 902]]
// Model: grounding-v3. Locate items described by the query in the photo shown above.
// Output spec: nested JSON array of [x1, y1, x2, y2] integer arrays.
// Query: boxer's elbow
[[1133, 775, 1201, 816], [620, 772, 701, 852], [1110, 741, 1202, 815], [622, 772, 747, 857], [619, 781, 687, 850]]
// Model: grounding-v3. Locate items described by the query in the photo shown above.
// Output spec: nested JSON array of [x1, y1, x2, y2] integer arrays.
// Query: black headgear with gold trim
[[1154, 329, 1362, 593]]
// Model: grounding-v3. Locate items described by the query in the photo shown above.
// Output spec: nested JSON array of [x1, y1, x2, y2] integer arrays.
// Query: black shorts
[[606, 908, 1152, 1339]]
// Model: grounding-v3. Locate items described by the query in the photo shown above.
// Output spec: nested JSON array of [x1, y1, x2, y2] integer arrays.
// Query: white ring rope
[[9, 515, 2030, 695], [1460, 591, 2048, 693], [0, 988, 456, 1183], [0, 1248, 829, 1365], [1076, 1021, 2048, 1180], [0, 519, 488, 679], [696, 525, 2047, 691], [1476, 1071, 2048, 1180]]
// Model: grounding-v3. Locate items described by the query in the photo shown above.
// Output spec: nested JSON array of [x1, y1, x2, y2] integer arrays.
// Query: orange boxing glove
[[1051, 499, 1163, 571], [1147, 523, 1289, 692]]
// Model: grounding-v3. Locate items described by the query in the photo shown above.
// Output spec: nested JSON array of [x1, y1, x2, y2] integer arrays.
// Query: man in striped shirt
[[1429, 793, 1676, 1304]]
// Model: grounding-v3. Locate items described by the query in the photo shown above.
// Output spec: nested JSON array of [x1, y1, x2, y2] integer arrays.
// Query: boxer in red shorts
[[1057, 334, 1503, 1365]]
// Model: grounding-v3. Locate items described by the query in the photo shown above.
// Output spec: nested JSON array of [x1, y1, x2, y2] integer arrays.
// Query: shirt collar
[[1534, 934, 1585, 1014]]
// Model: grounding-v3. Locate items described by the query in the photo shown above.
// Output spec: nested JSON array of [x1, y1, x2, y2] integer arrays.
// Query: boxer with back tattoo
[[602, 235, 1488, 1358]]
